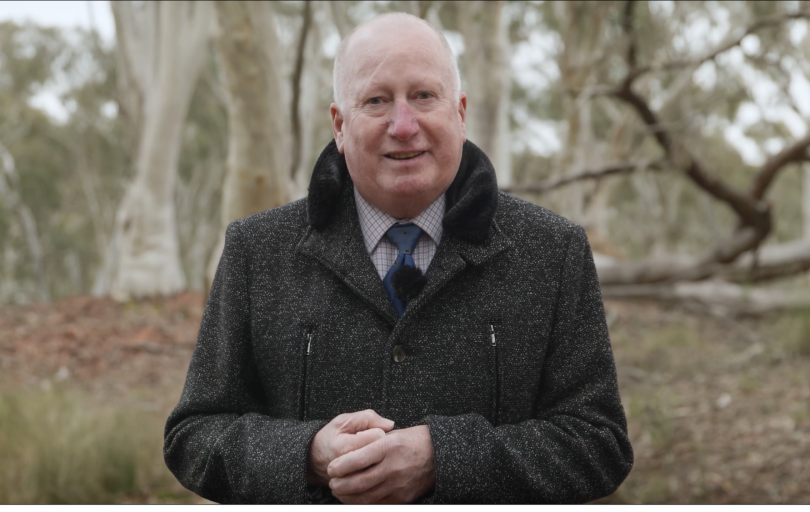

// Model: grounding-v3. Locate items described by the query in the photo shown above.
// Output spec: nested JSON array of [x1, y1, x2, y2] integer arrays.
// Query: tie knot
[[385, 223, 423, 255]]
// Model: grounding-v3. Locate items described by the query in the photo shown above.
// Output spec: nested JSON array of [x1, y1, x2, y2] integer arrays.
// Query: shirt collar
[[354, 187, 445, 254]]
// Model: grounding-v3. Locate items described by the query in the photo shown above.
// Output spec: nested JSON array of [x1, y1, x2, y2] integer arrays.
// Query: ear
[[330, 103, 346, 153], [457, 92, 467, 143]]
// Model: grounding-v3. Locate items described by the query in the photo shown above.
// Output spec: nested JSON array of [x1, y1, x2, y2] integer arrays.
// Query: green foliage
[[0, 22, 130, 302], [0, 387, 186, 504], [0, 21, 229, 300], [0, 22, 65, 99]]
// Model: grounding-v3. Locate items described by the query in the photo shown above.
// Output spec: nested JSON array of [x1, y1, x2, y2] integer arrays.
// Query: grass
[[598, 306, 810, 504], [0, 386, 193, 504], [778, 310, 810, 357]]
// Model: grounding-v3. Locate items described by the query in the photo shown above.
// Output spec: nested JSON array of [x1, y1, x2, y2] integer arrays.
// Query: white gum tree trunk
[[458, 1, 513, 188], [206, 1, 292, 289], [106, 1, 212, 301], [291, 1, 326, 200], [804, 164, 810, 240], [0, 143, 48, 302], [549, 1, 612, 225]]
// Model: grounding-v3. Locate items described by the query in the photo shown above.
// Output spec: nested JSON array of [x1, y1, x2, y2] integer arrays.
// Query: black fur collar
[[306, 140, 499, 244]]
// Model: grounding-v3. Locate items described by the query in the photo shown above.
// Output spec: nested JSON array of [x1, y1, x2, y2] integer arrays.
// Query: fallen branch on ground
[[601, 280, 810, 316]]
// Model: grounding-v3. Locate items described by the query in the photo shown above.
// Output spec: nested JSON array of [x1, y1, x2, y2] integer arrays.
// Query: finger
[[370, 494, 403, 505], [333, 480, 392, 505], [328, 437, 387, 478], [329, 462, 388, 495], [338, 409, 395, 434], [336, 427, 386, 456]]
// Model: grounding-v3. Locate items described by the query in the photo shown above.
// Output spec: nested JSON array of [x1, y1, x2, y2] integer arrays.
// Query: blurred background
[[0, 0, 808, 504]]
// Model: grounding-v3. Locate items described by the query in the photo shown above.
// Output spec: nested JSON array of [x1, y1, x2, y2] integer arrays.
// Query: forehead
[[343, 21, 452, 93]]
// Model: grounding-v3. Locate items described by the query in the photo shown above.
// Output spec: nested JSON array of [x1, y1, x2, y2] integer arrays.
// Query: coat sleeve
[[423, 225, 633, 503], [163, 219, 328, 504]]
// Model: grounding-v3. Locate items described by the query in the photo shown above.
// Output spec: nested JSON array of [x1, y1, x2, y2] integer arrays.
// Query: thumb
[[342, 409, 395, 434], [341, 427, 387, 453]]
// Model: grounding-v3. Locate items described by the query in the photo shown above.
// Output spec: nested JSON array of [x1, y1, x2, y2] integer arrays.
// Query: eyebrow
[[361, 76, 443, 96]]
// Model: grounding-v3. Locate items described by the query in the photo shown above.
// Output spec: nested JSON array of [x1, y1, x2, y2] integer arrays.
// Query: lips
[[385, 151, 424, 160]]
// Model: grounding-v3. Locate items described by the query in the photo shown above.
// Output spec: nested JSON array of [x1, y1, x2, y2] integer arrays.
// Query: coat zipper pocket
[[301, 328, 314, 421], [490, 324, 499, 425]]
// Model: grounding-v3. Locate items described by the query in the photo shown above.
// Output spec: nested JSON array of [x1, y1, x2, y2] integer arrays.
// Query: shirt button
[[392, 345, 406, 363]]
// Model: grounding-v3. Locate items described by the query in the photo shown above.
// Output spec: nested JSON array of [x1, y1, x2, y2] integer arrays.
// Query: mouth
[[385, 151, 425, 160]]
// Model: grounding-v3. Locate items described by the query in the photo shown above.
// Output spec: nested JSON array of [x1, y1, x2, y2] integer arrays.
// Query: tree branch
[[627, 10, 810, 83], [502, 160, 663, 195], [719, 239, 810, 283], [622, 0, 637, 70], [613, 83, 769, 234], [750, 131, 810, 200], [601, 281, 810, 316], [576, 6, 810, 290], [290, 0, 312, 179]]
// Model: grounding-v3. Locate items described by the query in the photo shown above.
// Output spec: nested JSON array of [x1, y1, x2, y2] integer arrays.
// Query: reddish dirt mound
[[0, 293, 205, 396]]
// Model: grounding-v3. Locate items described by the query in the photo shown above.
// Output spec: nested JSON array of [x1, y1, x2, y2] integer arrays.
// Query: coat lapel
[[297, 185, 399, 326], [403, 221, 512, 319]]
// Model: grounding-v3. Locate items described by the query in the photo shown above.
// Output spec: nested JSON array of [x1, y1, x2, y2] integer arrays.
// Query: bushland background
[[1, 0, 809, 504]]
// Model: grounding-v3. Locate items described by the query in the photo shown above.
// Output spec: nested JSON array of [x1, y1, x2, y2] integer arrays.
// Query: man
[[164, 12, 633, 504]]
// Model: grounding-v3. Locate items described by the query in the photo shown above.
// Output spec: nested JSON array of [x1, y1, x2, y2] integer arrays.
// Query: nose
[[387, 100, 420, 141]]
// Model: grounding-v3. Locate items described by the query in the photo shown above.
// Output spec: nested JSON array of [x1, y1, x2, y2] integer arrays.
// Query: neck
[[357, 191, 442, 220]]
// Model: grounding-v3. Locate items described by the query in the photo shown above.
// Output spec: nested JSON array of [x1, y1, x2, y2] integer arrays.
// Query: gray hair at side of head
[[332, 12, 462, 110]]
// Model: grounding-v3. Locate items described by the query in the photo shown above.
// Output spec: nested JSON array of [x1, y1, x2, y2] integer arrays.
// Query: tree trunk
[[206, 1, 292, 290], [106, 1, 212, 301], [291, 0, 325, 200], [804, 164, 810, 240], [329, 1, 353, 39], [458, 1, 513, 188], [548, 1, 612, 224], [0, 142, 48, 302]]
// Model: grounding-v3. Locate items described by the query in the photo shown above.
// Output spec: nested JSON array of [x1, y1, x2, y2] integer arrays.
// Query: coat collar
[[299, 140, 511, 326], [306, 140, 500, 245]]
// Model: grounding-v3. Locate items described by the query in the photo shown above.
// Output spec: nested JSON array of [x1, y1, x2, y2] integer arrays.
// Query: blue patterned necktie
[[382, 223, 423, 317]]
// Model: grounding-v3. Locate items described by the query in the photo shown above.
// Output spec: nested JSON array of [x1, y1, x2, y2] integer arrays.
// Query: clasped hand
[[307, 410, 435, 504]]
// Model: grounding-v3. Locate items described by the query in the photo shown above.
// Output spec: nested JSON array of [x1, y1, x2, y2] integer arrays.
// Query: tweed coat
[[164, 140, 633, 504]]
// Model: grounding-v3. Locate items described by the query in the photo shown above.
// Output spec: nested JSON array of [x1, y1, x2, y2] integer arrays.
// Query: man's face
[[331, 21, 466, 219]]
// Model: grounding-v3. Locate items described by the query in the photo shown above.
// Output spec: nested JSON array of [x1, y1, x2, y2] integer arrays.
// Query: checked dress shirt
[[353, 187, 444, 280]]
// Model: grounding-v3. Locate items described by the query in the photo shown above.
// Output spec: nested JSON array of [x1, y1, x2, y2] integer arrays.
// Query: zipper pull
[[490, 324, 496, 347], [306, 332, 312, 355]]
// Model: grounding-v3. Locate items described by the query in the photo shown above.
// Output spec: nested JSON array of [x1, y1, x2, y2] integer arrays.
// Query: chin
[[384, 176, 436, 198]]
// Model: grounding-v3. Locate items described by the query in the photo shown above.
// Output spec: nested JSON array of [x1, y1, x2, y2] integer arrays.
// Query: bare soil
[[1, 293, 808, 504]]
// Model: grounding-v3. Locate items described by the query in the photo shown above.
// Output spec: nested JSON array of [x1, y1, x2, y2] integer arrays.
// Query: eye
[[416, 92, 433, 100], [368, 97, 383, 105]]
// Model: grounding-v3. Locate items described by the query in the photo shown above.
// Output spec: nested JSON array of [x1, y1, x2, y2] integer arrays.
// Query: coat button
[[392, 345, 406, 363]]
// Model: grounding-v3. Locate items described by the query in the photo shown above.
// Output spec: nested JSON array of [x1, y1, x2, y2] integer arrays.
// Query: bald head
[[332, 12, 461, 110]]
